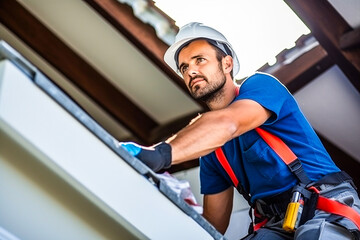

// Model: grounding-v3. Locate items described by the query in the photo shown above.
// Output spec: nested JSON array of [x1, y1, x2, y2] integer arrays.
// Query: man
[[121, 22, 360, 239]]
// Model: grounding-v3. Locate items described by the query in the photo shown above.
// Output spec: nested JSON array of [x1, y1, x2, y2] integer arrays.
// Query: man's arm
[[120, 99, 271, 171], [168, 99, 271, 164], [202, 187, 234, 234]]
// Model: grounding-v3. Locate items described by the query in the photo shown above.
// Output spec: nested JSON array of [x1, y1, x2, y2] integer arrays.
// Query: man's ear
[[222, 55, 233, 74]]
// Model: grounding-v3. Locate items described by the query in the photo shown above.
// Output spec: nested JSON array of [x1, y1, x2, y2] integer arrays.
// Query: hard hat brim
[[164, 37, 240, 78], [164, 37, 196, 75]]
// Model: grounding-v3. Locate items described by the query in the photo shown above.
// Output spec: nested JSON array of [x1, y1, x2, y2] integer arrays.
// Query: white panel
[[0, 133, 138, 240], [294, 65, 360, 162], [0, 60, 214, 239]]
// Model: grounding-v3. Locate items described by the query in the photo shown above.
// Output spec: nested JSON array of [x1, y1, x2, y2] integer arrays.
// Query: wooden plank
[[259, 44, 333, 93], [0, 0, 157, 144], [274, 45, 327, 85], [285, 0, 360, 92]]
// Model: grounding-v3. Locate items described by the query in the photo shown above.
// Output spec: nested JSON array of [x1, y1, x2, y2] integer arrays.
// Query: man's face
[[177, 40, 226, 102]]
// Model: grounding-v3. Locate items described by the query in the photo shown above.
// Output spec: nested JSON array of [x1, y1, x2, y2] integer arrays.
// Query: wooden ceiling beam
[[84, 0, 208, 110], [0, 0, 157, 144], [163, 159, 200, 174], [150, 111, 199, 143], [285, 0, 360, 92], [259, 44, 333, 93]]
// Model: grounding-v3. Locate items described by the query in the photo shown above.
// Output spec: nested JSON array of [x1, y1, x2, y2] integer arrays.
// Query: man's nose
[[188, 64, 199, 76]]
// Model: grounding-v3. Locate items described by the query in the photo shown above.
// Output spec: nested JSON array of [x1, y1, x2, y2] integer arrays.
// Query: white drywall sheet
[[0, 59, 216, 240]]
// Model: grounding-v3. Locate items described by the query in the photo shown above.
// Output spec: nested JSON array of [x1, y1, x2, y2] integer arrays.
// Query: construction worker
[[121, 22, 360, 239]]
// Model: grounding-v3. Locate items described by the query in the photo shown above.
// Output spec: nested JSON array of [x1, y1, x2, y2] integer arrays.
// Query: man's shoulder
[[238, 72, 284, 92], [242, 72, 279, 84]]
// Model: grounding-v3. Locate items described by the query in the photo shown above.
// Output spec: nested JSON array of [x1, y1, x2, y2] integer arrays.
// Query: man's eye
[[181, 66, 188, 74], [197, 58, 205, 63]]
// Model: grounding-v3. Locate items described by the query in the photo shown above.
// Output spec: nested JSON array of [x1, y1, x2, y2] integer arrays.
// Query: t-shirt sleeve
[[235, 73, 291, 125], [200, 153, 231, 195]]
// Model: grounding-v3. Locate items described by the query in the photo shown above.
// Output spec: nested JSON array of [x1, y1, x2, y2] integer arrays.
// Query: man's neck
[[207, 80, 237, 110]]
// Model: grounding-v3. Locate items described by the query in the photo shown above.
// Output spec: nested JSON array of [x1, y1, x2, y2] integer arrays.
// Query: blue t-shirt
[[200, 72, 340, 202]]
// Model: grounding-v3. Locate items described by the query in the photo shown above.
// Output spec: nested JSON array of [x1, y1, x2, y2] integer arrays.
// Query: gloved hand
[[120, 142, 172, 172]]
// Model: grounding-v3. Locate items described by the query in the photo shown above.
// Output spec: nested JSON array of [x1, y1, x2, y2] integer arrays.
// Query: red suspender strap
[[309, 186, 360, 229], [317, 196, 360, 229], [215, 127, 298, 187], [255, 128, 297, 164], [215, 148, 239, 187]]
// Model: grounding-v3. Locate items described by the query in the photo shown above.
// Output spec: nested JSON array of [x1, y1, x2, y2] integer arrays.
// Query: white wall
[[294, 65, 360, 162]]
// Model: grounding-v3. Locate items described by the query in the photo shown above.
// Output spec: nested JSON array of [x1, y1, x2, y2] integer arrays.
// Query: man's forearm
[[167, 111, 236, 164], [167, 100, 271, 165]]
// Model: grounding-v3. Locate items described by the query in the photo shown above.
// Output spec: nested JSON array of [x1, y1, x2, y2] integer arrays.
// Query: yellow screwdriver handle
[[283, 202, 300, 232]]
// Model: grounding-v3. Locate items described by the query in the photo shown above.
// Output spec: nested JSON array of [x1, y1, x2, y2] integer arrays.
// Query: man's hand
[[120, 142, 172, 172]]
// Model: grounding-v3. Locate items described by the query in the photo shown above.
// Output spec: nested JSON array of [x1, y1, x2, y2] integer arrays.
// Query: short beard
[[196, 76, 226, 104]]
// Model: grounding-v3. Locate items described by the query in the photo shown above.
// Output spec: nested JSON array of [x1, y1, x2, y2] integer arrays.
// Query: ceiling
[[0, 0, 359, 178], [1, 0, 202, 142]]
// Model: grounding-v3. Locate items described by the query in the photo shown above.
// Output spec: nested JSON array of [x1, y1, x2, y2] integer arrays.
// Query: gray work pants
[[242, 182, 360, 240]]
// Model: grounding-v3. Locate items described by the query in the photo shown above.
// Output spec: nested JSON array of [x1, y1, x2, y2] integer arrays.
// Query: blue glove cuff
[[121, 142, 142, 156]]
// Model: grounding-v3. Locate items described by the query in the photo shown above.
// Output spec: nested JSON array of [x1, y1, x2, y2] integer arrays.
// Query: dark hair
[[210, 43, 233, 77]]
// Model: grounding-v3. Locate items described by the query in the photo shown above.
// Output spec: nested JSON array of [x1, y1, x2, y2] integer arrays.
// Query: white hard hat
[[164, 22, 240, 77]]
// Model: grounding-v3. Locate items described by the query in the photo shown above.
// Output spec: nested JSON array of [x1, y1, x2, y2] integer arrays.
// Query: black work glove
[[120, 142, 172, 172]]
